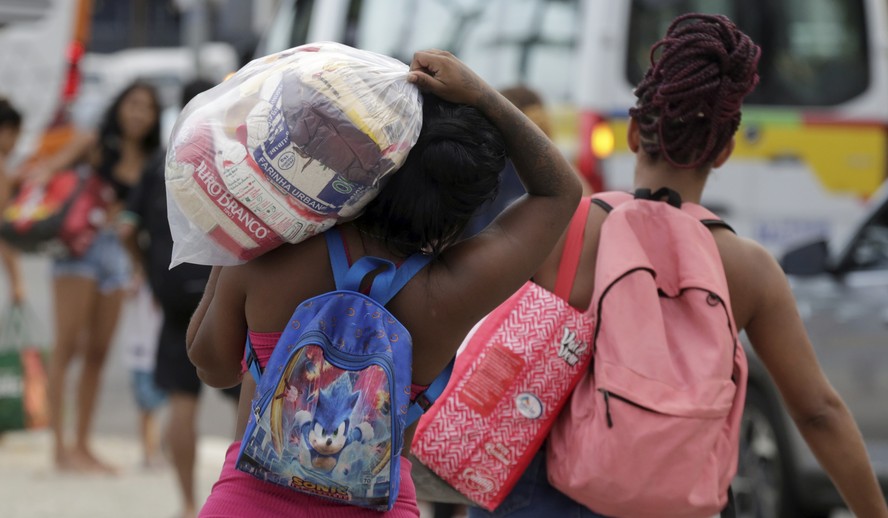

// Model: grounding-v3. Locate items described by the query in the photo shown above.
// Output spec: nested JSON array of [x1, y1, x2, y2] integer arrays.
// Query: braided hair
[[629, 13, 761, 169]]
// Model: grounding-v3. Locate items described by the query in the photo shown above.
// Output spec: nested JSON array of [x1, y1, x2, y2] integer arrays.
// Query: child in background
[[118, 283, 165, 469]]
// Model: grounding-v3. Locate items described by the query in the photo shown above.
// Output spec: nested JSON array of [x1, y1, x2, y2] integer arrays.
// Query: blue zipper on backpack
[[251, 329, 401, 458]]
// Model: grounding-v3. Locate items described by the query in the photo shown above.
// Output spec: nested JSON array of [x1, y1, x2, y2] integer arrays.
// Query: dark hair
[[0, 98, 22, 129], [96, 81, 161, 178], [629, 13, 760, 169], [355, 94, 506, 257], [181, 78, 216, 107]]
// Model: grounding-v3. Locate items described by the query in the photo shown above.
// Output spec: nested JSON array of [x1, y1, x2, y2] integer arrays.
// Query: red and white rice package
[[165, 42, 423, 266]]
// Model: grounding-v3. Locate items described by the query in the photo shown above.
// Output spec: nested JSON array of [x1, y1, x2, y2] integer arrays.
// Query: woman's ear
[[713, 138, 735, 169], [628, 117, 640, 153]]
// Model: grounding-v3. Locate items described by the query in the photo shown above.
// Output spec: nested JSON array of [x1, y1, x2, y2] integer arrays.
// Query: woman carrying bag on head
[[187, 49, 582, 517]]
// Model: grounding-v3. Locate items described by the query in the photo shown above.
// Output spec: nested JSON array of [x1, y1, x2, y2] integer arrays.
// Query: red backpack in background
[[0, 167, 112, 257], [547, 189, 748, 518]]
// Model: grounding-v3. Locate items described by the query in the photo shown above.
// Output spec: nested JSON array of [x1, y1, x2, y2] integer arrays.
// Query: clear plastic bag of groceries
[[165, 42, 423, 266]]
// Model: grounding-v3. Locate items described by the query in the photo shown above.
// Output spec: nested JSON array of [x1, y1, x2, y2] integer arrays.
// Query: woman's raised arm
[[407, 50, 582, 323]]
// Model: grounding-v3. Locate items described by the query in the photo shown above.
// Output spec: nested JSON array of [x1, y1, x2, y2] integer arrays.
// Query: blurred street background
[[0, 2, 267, 516], [0, 255, 238, 518], [0, 0, 886, 517]]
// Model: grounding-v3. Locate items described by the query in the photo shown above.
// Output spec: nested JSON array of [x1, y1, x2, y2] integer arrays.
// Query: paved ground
[[0, 429, 229, 518], [0, 255, 235, 517], [0, 429, 440, 518]]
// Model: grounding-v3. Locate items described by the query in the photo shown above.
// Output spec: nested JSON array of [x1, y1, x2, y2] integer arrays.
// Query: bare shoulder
[[240, 234, 335, 331], [712, 230, 787, 329], [714, 230, 779, 271]]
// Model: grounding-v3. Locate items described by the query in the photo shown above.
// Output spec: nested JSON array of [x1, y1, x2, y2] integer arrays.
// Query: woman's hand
[[407, 50, 581, 360], [407, 50, 492, 107]]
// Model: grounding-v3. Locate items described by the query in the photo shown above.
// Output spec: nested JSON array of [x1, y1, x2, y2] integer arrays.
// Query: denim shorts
[[468, 450, 732, 518], [130, 370, 167, 412], [52, 229, 132, 293], [468, 450, 610, 518]]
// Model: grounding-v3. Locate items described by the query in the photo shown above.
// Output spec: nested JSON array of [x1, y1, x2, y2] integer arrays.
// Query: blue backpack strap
[[324, 227, 352, 289], [324, 227, 400, 295], [375, 252, 432, 304], [324, 226, 433, 304], [405, 358, 454, 427], [245, 227, 354, 385], [244, 335, 263, 383]]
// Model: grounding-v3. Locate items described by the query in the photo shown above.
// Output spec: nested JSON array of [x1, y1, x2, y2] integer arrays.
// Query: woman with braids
[[187, 51, 581, 516], [469, 14, 888, 518]]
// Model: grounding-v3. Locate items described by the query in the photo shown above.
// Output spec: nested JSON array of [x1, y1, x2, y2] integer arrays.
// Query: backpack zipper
[[254, 329, 402, 461], [304, 330, 397, 375], [601, 389, 613, 428], [598, 389, 657, 429]]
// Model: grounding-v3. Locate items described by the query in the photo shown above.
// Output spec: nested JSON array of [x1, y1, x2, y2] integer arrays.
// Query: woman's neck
[[633, 155, 709, 204], [349, 223, 409, 262], [119, 138, 143, 157]]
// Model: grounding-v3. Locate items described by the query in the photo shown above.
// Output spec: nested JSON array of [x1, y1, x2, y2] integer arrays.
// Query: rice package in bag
[[165, 42, 423, 266]]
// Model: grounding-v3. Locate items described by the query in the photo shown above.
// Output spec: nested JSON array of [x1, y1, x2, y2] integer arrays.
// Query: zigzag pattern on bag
[[412, 282, 593, 510]]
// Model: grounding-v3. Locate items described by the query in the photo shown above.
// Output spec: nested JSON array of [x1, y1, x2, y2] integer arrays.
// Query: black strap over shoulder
[[592, 189, 735, 234], [635, 187, 682, 208], [701, 219, 735, 233], [591, 198, 614, 213]]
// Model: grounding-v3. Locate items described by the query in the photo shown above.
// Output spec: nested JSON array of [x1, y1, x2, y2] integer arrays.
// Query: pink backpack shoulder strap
[[592, 190, 735, 234], [589, 191, 633, 214], [681, 203, 735, 234], [553, 196, 593, 300], [553, 192, 639, 300]]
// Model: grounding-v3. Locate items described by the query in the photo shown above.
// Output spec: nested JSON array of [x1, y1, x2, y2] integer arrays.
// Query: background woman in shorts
[[28, 80, 161, 473]]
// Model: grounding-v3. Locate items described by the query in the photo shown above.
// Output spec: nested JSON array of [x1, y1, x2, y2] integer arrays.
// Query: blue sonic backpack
[[236, 227, 452, 511]]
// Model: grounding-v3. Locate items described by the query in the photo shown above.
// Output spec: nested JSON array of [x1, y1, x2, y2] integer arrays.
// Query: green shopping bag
[[0, 304, 49, 432]]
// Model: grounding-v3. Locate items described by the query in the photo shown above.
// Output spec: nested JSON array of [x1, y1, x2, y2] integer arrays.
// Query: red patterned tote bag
[[410, 197, 595, 511]]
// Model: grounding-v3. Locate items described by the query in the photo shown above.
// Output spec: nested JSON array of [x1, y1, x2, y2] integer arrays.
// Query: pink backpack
[[547, 189, 748, 518]]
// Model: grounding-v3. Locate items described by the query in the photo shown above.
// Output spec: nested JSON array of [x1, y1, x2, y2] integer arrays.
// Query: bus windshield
[[348, 0, 579, 104], [626, 0, 869, 106]]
